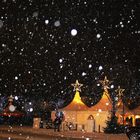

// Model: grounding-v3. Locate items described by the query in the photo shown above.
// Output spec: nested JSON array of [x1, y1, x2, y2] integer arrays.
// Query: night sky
[[0, 0, 140, 111]]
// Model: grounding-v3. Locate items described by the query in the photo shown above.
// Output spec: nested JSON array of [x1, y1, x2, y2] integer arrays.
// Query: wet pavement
[[0, 130, 81, 140], [0, 125, 128, 140]]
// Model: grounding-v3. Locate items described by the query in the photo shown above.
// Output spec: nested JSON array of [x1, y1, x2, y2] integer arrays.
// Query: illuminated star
[[71, 80, 83, 92], [115, 86, 125, 98], [99, 76, 112, 91], [8, 95, 14, 102]]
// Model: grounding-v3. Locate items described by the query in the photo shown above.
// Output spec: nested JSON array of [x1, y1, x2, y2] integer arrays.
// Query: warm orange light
[[102, 91, 109, 99], [106, 102, 109, 106], [135, 115, 140, 119], [73, 91, 84, 104]]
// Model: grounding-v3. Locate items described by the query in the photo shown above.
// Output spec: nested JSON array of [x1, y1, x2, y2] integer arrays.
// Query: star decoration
[[115, 86, 125, 98], [99, 76, 112, 91], [8, 95, 14, 102], [71, 80, 83, 92]]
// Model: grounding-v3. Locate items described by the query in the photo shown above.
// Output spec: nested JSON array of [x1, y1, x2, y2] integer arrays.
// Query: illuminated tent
[[52, 80, 112, 132], [116, 100, 140, 126], [0, 95, 24, 117]]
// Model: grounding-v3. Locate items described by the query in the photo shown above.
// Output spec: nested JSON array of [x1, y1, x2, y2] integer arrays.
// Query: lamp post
[[99, 76, 113, 107], [99, 76, 112, 101], [99, 76, 119, 117], [115, 86, 125, 125]]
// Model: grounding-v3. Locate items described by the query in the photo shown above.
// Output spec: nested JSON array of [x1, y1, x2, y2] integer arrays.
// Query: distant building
[[116, 100, 140, 126], [0, 95, 24, 124]]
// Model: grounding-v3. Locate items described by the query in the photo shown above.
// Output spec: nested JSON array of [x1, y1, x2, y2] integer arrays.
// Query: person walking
[[54, 117, 61, 132]]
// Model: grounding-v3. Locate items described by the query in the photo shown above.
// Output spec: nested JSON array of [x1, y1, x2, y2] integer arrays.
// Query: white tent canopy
[[52, 91, 112, 132]]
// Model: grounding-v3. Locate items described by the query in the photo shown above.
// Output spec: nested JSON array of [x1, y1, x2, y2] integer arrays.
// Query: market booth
[[52, 90, 112, 132], [0, 95, 24, 125], [116, 100, 140, 126]]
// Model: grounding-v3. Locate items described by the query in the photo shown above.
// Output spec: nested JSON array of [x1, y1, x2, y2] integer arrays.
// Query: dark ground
[[0, 125, 128, 140]]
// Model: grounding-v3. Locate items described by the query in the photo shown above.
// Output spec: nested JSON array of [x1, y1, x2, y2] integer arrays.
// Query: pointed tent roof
[[62, 91, 89, 111], [62, 91, 112, 111], [88, 91, 112, 111]]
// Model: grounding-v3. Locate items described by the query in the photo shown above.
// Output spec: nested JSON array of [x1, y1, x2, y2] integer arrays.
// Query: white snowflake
[[71, 29, 77, 36], [54, 20, 61, 27]]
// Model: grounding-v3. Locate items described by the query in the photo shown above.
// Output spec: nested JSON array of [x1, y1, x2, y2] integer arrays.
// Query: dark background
[[0, 0, 140, 111]]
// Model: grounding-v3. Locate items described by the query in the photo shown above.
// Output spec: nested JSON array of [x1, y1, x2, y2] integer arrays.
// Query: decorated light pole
[[99, 76, 125, 133], [99, 76, 113, 111], [99, 76, 112, 100], [99, 76, 119, 117], [115, 86, 125, 125]]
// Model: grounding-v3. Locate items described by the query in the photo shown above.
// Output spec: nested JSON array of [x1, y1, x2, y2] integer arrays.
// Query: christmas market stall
[[0, 95, 24, 125]]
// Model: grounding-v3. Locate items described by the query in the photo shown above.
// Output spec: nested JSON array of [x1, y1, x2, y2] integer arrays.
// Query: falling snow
[[0, 0, 140, 111], [71, 29, 78, 36]]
